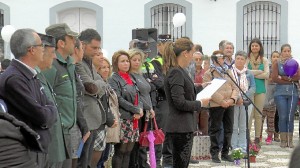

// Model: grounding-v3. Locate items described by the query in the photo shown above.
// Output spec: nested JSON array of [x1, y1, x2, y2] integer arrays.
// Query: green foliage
[[231, 148, 244, 160]]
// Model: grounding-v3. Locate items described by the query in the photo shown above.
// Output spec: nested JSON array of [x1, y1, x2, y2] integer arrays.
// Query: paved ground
[[188, 120, 299, 168]]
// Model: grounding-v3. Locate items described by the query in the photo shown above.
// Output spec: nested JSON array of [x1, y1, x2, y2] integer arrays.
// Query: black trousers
[[77, 129, 97, 168], [129, 111, 150, 168], [162, 133, 173, 166], [169, 132, 194, 168], [208, 106, 234, 156], [275, 109, 279, 133], [112, 142, 135, 168]]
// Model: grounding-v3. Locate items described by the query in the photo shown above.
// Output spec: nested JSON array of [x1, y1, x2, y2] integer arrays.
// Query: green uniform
[[42, 52, 77, 132], [36, 67, 66, 162], [42, 52, 77, 158]]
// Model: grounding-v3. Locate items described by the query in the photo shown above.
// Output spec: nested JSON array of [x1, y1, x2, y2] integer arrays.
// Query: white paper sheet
[[196, 78, 226, 100]]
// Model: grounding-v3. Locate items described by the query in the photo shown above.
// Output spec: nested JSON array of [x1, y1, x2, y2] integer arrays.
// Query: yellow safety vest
[[152, 56, 163, 65]]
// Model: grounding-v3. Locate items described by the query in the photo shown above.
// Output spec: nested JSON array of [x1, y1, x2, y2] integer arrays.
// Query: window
[[151, 3, 186, 41], [145, 0, 192, 40], [236, 0, 288, 59], [58, 8, 96, 33], [50, 1, 103, 37], [244, 2, 280, 58]]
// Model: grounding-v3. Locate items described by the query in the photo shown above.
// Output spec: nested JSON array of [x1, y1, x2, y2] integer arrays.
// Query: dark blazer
[[108, 72, 142, 120], [0, 60, 57, 152], [164, 67, 203, 133], [75, 58, 108, 130]]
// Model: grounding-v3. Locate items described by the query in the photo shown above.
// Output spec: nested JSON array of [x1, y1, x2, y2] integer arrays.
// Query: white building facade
[[0, 0, 299, 61]]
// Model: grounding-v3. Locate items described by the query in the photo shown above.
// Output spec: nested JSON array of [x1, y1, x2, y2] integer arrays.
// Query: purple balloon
[[284, 58, 299, 77]]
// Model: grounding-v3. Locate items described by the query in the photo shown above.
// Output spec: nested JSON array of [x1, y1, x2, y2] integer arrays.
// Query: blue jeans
[[275, 95, 298, 132], [231, 105, 247, 152]]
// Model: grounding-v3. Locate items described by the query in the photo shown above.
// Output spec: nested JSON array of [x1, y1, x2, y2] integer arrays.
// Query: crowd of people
[[0, 23, 299, 168]]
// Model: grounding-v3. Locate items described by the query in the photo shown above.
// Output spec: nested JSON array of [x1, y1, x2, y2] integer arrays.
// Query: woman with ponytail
[[163, 38, 210, 168]]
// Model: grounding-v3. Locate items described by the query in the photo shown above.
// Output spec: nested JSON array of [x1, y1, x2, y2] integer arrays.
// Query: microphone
[[243, 99, 251, 106], [211, 55, 218, 63]]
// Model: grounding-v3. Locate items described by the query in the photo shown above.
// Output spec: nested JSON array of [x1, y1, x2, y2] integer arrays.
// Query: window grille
[[151, 3, 186, 41], [243, 2, 281, 58]]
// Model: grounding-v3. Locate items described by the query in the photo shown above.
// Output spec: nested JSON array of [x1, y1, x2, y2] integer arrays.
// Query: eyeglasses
[[194, 58, 202, 61], [28, 43, 45, 49], [31, 43, 45, 48], [214, 54, 224, 58]]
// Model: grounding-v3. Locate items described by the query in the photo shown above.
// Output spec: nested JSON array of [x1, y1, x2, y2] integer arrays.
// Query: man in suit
[[0, 28, 58, 167], [76, 28, 115, 167]]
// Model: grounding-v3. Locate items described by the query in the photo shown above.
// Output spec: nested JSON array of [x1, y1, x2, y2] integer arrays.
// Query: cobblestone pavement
[[189, 120, 299, 168]]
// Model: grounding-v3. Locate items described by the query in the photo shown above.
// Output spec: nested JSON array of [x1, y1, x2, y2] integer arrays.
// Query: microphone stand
[[214, 59, 263, 168]]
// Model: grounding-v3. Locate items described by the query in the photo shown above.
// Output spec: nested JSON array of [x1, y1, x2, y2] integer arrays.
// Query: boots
[[212, 154, 221, 163], [287, 132, 294, 148], [274, 132, 280, 142], [280, 132, 287, 148]]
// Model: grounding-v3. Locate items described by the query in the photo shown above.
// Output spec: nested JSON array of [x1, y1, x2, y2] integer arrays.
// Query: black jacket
[[0, 60, 57, 152], [108, 72, 142, 120], [0, 109, 40, 168], [164, 67, 203, 133]]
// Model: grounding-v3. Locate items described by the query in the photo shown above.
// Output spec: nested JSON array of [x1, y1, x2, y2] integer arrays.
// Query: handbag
[[106, 88, 121, 143], [191, 131, 211, 160], [139, 117, 165, 147]]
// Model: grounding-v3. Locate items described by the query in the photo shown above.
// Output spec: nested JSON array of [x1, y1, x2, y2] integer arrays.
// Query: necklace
[[249, 54, 261, 70]]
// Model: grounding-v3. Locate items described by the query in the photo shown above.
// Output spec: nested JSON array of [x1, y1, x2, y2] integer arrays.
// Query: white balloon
[[1, 25, 16, 42], [173, 13, 186, 28]]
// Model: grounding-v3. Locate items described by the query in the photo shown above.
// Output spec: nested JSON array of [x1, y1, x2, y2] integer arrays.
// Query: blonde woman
[[98, 57, 112, 80], [128, 48, 155, 168]]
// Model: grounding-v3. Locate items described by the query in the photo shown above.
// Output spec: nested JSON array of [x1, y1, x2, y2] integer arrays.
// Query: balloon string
[[287, 83, 295, 144]]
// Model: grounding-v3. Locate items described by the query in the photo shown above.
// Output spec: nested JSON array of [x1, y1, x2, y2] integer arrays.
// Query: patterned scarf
[[249, 53, 262, 70], [210, 64, 229, 78], [231, 64, 248, 92]]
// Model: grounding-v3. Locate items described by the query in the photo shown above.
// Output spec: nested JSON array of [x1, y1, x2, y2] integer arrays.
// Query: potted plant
[[249, 143, 260, 162], [231, 148, 244, 165]]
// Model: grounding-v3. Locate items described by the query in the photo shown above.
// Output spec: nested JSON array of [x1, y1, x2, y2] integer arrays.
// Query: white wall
[[288, 0, 300, 59], [192, 0, 238, 55], [99, 0, 150, 60], [1, 0, 300, 60]]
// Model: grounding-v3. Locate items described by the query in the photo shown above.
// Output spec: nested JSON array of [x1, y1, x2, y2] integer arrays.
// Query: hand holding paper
[[200, 98, 211, 107], [196, 78, 226, 99], [201, 82, 211, 88]]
